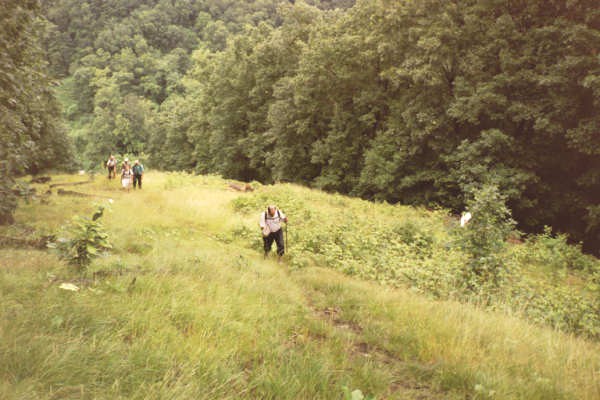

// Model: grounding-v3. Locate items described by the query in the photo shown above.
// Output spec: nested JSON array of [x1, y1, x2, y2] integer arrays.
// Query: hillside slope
[[0, 172, 599, 399]]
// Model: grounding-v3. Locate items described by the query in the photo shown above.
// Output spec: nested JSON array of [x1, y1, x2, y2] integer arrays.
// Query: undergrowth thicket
[[230, 184, 600, 339]]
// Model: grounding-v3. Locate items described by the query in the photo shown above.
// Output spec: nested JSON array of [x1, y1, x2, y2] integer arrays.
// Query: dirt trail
[[298, 284, 448, 400]]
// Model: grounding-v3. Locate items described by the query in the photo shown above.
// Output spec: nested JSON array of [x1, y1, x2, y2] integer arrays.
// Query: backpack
[[265, 210, 281, 221], [263, 209, 282, 236], [133, 164, 143, 175]]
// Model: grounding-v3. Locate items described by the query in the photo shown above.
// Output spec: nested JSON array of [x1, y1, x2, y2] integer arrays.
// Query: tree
[[1, 0, 72, 223]]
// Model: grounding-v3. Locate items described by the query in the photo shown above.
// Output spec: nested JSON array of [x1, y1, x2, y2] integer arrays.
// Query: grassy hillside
[[1, 172, 599, 399]]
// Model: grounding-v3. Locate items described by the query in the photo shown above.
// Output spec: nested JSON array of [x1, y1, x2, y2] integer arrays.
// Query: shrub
[[518, 226, 598, 272], [391, 220, 434, 256], [52, 205, 112, 270], [454, 185, 515, 292], [505, 275, 600, 339]]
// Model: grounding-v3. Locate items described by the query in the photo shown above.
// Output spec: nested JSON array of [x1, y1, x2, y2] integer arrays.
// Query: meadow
[[0, 172, 599, 399]]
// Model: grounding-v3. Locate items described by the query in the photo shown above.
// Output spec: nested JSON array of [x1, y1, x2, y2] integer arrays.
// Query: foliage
[[0, 0, 73, 224], [504, 274, 600, 340], [155, 0, 600, 253], [0, 174, 17, 225], [54, 205, 112, 269], [454, 185, 516, 292], [42, 0, 600, 253], [229, 183, 600, 339], [515, 226, 598, 272], [43, 0, 353, 169]]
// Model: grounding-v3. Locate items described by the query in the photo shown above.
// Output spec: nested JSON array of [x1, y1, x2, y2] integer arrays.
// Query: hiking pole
[[285, 222, 289, 254]]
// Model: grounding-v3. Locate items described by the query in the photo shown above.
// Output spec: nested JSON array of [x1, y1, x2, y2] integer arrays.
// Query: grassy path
[[0, 172, 599, 399]]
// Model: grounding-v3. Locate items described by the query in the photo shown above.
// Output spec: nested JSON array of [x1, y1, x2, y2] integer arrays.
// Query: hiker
[[259, 205, 288, 262], [121, 163, 133, 192], [106, 155, 117, 179], [132, 159, 144, 189], [121, 157, 130, 174]]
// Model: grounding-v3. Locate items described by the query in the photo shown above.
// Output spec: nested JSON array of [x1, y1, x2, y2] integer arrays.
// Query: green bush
[[505, 275, 600, 339], [52, 205, 112, 270], [454, 185, 515, 292], [391, 220, 434, 256], [518, 226, 598, 272]]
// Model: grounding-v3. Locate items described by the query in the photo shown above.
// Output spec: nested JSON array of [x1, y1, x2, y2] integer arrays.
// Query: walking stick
[[285, 222, 289, 254]]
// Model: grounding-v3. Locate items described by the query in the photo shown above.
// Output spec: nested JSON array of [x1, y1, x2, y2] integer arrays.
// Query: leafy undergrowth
[[229, 184, 600, 340], [0, 172, 599, 399]]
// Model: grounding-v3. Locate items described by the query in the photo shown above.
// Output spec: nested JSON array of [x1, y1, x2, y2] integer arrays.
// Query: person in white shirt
[[121, 163, 133, 192], [106, 155, 116, 179], [259, 205, 288, 262]]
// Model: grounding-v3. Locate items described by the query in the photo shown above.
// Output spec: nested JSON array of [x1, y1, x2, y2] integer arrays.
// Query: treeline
[[0, 0, 72, 224], [45, 0, 599, 252], [42, 0, 353, 162]]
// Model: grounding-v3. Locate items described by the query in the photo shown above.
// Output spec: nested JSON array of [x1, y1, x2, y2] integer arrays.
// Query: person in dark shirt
[[132, 160, 144, 189]]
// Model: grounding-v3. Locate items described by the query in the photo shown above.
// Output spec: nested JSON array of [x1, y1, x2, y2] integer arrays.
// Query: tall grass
[[0, 172, 598, 399]]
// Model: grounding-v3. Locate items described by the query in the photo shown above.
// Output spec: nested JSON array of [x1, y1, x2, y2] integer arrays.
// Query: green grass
[[1, 172, 599, 399]]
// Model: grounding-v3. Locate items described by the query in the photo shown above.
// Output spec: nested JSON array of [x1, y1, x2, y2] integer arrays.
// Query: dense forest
[[0, 0, 72, 224], [2, 0, 599, 253]]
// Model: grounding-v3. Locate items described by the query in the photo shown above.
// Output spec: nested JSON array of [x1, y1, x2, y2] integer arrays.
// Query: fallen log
[[30, 176, 52, 184], [228, 182, 254, 192], [0, 234, 55, 249], [49, 180, 92, 188], [12, 187, 36, 196], [56, 188, 111, 199]]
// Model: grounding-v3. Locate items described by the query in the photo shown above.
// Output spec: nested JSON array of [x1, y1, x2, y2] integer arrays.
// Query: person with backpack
[[121, 157, 130, 174], [259, 205, 288, 262], [121, 163, 133, 192], [132, 159, 144, 189], [106, 155, 117, 179]]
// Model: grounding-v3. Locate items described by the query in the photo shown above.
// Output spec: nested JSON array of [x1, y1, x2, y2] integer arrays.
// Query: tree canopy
[[0, 0, 72, 223]]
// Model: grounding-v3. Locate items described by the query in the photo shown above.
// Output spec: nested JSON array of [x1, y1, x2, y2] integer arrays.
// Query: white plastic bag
[[262, 226, 270, 237]]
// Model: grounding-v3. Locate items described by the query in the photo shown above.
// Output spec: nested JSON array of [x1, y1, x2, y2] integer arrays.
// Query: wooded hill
[[4, 0, 600, 253]]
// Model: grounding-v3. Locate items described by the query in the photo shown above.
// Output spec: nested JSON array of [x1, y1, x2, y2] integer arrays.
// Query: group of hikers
[[107, 154, 288, 260], [106, 155, 144, 192]]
